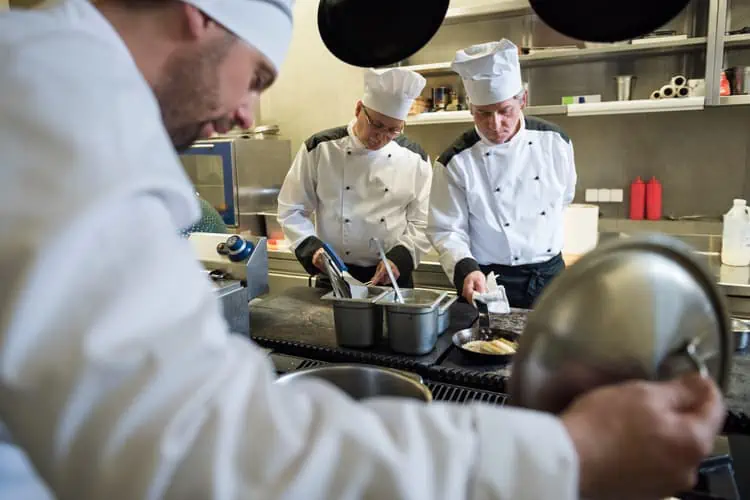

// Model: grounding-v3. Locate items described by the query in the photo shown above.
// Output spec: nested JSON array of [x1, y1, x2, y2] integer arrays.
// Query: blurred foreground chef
[[0, 1, 726, 499], [277, 68, 431, 287], [428, 40, 576, 308]]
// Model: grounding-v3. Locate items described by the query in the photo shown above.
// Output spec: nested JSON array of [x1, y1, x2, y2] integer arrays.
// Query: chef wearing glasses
[[428, 40, 577, 308], [278, 68, 432, 288]]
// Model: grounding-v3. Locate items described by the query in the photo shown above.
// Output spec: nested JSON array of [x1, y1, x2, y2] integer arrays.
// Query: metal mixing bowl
[[509, 233, 732, 414], [275, 365, 432, 402]]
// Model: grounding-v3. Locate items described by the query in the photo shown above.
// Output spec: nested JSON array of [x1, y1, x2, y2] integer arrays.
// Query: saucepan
[[317, 0, 692, 68], [276, 365, 433, 402]]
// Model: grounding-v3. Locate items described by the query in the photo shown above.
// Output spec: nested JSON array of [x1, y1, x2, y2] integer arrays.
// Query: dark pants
[[480, 253, 565, 309], [315, 263, 414, 289]]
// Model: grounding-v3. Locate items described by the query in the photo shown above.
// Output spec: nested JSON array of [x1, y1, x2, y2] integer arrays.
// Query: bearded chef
[[428, 39, 577, 308], [277, 68, 432, 288]]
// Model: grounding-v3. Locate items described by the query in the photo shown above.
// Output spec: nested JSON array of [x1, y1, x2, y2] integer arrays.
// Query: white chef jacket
[[0, 2, 580, 500], [277, 120, 432, 269], [428, 115, 577, 283]]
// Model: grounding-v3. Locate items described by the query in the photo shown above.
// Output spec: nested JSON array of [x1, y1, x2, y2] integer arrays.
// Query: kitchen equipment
[[317, 0, 449, 68], [646, 176, 663, 221], [630, 176, 646, 220], [189, 232, 272, 335], [509, 233, 733, 415], [672, 75, 687, 87], [377, 289, 447, 355], [661, 85, 676, 98], [725, 66, 750, 95], [437, 294, 459, 334], [370, 237, 404, 303], [322, 287, 389, 348], [275, 364, 432, 402], [732, 318, 750, 351], [431, 86, 450, 111], [528, 0, 690, 42], [179, 135, 291, 230], [616, 75, 636, 101], [452, 326, 520, 363]]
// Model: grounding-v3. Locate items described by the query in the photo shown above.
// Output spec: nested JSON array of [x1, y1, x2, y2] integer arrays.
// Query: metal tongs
[[320, 244, 352, 299], [369, 237, 404, 303], [476, 300, 492, 337]]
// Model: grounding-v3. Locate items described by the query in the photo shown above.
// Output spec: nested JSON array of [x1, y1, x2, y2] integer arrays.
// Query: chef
[[0, 1, 725, 499], [428, 39, 577, 308], [277, 68, 432, 288]]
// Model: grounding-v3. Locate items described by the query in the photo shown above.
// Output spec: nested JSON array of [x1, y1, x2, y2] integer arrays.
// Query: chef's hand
[[312, 248, 327, 273], [371, 260, 400, 285], [562, 373, 725, 500], [462, 271, 487, 303]]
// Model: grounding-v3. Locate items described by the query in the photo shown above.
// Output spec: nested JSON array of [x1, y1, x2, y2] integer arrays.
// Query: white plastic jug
[[721, 199, 750, 266]]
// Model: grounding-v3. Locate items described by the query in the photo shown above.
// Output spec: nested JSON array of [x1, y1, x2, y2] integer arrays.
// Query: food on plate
[[463, 338, 518, 355]]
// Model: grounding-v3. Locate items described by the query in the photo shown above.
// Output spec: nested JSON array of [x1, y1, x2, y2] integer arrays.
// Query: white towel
[[472, 272, 511, 314]]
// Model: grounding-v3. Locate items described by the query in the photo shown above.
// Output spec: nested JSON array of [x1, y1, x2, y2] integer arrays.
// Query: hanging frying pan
[[528, 0, 692, 43], [317, 0, 692, 68], [317, 0, 449, 68]]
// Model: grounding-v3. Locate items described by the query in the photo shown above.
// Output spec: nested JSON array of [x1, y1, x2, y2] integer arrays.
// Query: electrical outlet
[[610, 189, 624, 203], [598, 189, 611, 203], [585, 189, 599, 202]]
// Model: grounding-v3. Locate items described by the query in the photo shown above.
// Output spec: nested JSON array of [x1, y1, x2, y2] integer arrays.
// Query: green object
[[182, 196, 228, 236]]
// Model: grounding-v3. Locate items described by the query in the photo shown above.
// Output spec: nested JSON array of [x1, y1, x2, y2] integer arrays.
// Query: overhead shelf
[[719, 95, 750, 106], [724, 33, 750, 49], [443, 1, 532, 24], [407, 99, 705, 124], [567, 97, 704, 116], [401, 37, 707, 75]]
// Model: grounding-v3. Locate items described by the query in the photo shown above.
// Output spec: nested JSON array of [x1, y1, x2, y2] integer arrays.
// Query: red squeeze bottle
[[630, 177, 646, 220], [646, 176, 663, 221]]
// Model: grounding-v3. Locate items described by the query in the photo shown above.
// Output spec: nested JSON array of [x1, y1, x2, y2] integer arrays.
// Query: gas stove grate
[[427, 382, 506, 405]]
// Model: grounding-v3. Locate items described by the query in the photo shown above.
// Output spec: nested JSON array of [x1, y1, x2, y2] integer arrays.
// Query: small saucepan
[[452, 327, 521, 364]]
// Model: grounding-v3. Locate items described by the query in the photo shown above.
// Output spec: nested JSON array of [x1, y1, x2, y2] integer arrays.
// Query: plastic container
[[646, 176, 663, 221], [721, 199, 750, 266], [629, 177, 646, 220]]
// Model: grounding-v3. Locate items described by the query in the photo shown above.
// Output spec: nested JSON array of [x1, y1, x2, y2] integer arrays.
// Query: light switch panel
[[610, 189, 624, 203], [598, 189, 611, 202]]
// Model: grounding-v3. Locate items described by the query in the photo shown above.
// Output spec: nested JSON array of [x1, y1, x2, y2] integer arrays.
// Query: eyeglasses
[[361, 106, 404, 137]]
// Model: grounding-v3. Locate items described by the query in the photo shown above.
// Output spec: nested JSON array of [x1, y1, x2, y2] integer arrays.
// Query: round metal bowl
[[509, 233, 733, 415], [275, 365, 432, 402], [452, 327, 520, 364]]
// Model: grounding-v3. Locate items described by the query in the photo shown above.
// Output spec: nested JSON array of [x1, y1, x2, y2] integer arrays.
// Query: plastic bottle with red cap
[[646, 176, 663, 221], [629, 177, 646, 220]]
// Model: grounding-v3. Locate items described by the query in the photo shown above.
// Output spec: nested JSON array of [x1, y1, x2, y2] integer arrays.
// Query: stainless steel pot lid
[[529, 0, 691, 42], [508, 233, 732, 415], [317, 0, 449, 68]]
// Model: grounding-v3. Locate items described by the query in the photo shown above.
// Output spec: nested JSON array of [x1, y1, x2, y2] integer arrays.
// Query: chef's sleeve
[[428, 159, 480, 293], [387, 158, 433, 276], [277, 144, 325, 275], [0, 187, 580, 500], [563, 140, 577, 206]]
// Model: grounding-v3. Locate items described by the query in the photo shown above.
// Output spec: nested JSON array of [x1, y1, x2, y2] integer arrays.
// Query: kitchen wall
[[0, 0, 8, 9], [260, 0, 750, 220]]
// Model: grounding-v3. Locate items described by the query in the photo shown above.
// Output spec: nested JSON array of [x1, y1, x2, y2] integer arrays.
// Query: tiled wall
[[407, 105, 750, 220]]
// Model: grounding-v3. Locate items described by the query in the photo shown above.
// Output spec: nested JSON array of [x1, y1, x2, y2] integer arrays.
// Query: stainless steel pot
[[377, 289, 447, 355], [322, 287, 389, 348], [275, 365, 432, 402], [509, 233, 732, 414]]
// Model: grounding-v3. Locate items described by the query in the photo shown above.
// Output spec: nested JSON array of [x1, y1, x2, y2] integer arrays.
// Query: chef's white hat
[[452, 39, 523, 106], [181, 0, 295, 72], [362, 68, 427, 121]]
